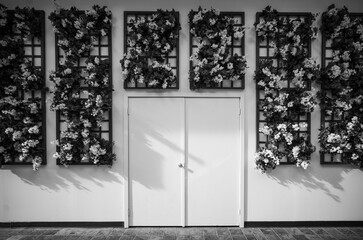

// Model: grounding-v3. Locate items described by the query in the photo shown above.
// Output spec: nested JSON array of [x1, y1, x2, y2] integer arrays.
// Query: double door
[[128, 98, 242, 226]]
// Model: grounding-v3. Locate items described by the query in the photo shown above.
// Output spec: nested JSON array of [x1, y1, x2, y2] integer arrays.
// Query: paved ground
[[1, 227, 363, 240]]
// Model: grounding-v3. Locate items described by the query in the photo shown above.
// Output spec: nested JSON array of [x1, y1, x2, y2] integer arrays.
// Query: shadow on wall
[[2, 165, 123, 192], [265, 161, 362, 202], [129, 114, 166, 190], [129, 113, 205, 190]]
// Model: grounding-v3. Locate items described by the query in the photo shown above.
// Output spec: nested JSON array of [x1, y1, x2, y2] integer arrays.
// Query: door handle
[[178, 163, 184, 168]]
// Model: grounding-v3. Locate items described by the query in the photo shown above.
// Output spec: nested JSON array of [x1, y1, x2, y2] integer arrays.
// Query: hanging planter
[[0, 4, 46, 171], [121, 9, 181, 89], [254, 6, 319, 173], [318, 5, 363, 167], [188, 6, 247, 90], [49, 5, 115, 166]]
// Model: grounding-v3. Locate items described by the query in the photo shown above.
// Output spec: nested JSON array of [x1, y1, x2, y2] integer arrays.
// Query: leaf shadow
[[2, 163, 123, 192], [264, 162, 361, 202]]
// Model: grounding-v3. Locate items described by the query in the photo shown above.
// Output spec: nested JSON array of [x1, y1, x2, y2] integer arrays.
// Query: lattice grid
[[255, 12, 312, 164], [123, 11, 179, 89], [3, 10, 46, 165], [320, 13, 363, 164], [55, 31, 113, 165], [189, 12, 245, 89]]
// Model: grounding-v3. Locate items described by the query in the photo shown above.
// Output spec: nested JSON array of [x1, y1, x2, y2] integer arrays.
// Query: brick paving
[[0, 227, 363, 240]]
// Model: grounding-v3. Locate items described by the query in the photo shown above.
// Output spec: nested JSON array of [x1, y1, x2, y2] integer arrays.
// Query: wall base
[[244, 221, 363, 228], [0, 222, 124, 228], [1, 221, 363, 228]]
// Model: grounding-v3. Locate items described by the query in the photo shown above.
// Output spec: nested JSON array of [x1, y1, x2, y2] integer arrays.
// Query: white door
[[129, 98, 185, 226], [186, 98, 240, 226], [128, 97, 241, 226]]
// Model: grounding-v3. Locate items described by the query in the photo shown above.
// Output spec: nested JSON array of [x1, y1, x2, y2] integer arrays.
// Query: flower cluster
[[121, 9, 181, 88], [254, 6, 319, 173], [189, 7, 247, 89], [49, 5, 111, 62], [318, 5, 363, 166], [49, 6, 115, 166], [0, 4, 44, 171]]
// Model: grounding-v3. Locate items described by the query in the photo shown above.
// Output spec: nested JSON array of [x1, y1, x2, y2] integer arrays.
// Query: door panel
[[129, 98, 184, 226], [128, 97, 241, 226], [186, 98, 240, 226]]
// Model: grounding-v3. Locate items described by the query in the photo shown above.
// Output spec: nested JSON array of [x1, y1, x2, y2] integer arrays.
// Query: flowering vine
[[188, 6, 247, 90], [0, 4, 44, 171], [120, 9, 181, 88], [254, 6, 319, 173], [318, 5, 363, 167], [49, 5, 115, 166]]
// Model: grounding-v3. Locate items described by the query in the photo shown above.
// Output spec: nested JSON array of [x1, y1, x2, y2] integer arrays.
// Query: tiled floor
[[0, 227, 363, 240]]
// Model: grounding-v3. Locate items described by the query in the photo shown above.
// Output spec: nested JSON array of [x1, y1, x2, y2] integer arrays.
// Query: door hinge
[[239, 107, 242, 116]]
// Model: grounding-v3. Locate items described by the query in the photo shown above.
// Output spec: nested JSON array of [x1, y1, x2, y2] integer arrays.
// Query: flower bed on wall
[[49, 5, 115, 166], [254, 6, 320, 173], [318, 5, 363, 167], [0, 4, 45, 171], [121, 9, 181, 89], [189, 7, 247, 90]]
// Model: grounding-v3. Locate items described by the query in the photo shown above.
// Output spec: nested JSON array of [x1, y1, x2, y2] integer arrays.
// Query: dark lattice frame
[[189, 12, 245, 90], [55, 21, 113, 165], [320, 13, 363, 165], [255, 12, 313, 165], [3, 10, 47, 166], [123, 11, 180, 89]]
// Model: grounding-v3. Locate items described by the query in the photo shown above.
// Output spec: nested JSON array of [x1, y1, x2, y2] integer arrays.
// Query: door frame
[[123, 94, 246, 228]]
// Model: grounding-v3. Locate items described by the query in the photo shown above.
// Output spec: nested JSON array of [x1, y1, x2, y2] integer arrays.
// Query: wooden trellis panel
[[255, 12, 313, 164], [55, 26, 113, 165]]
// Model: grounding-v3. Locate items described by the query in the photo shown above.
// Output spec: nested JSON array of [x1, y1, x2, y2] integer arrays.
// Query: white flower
[[29, 103, 38, 114], [66, 153, 73, 161], [340, 15, 351, 28], [74, 20, 81, 29], [63, 68, 72, 75], [192, 12, 202, 23], [12, 131, 22, 141], [0, 40, 7, 47], [63, 143, 73, 151], [75, 30, 84, 40], [214, 74, 223, 83], [28, 125, 39, 134], [330, 65, 341, 78], [87, 62, 95, 70], [5, 128, 14, 134], [32, 156, 42, 171], [4, 85, 17, 95], [327, 8, 338, 16], [292, 146, 300, 158], [96, 95, 103, 107], [259, 125, 272, 135], [234, 29, 244, 39], [327, 133, 341, 143], [351, 153, 359, 160], [299, 161, 310, 170], [81, 129, 89, 138], [277, 124, 287, 131], [341, 51, 351, 61], [86, 21, 95, 29]]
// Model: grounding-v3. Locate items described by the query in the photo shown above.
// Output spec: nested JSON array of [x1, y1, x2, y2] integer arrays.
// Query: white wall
[[1, 0, 363, 223]]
